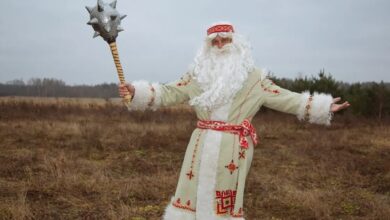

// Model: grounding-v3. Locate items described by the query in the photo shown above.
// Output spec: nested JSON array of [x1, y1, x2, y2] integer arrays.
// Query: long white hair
[[189, 31, 255, 110]]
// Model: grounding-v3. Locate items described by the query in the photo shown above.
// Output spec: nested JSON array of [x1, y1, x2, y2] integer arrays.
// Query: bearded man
[[119, 22, 350, 220]]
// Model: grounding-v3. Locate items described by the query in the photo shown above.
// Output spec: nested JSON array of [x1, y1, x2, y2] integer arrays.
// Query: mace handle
[[108, 41, 132, 105]]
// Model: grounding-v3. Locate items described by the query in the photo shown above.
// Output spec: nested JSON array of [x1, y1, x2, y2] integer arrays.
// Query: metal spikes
[[86, 0, 126, 43]]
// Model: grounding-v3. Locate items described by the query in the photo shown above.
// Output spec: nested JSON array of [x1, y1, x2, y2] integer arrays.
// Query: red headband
[[207, 24, 235, 36]]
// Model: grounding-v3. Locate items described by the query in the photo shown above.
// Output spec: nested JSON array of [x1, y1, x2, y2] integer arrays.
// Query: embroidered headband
[[207, 24, 235, 36]]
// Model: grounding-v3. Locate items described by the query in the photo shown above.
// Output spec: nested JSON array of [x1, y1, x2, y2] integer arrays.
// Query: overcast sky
[[0, 0, 389, 85]]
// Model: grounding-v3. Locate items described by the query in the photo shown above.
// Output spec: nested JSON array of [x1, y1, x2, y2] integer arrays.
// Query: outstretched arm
[[260, 75, 349, 125], [118, 72, 193, 111]]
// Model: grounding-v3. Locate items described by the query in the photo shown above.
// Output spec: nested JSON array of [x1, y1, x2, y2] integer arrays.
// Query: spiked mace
[[86, 0, 132, 104]]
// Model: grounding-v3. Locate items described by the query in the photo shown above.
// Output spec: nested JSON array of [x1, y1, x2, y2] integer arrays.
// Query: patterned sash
[[197, 119, 258, 149]]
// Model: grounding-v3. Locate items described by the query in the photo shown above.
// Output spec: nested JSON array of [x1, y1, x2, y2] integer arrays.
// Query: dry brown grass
[[0, 97, 389, 220]]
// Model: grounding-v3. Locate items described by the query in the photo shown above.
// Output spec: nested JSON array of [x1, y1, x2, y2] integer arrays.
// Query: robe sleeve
[[125, 72, 192, 111], [260, 76, 334, 126]]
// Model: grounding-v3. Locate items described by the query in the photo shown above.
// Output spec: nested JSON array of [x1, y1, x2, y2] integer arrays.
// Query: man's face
[[211, 35, 232, 49]]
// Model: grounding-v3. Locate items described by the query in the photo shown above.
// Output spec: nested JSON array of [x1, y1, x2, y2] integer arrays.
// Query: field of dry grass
[[0, 97, 389, 220]]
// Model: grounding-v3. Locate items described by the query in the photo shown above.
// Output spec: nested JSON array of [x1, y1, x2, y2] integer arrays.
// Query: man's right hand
[[118, 83, 135, 99]]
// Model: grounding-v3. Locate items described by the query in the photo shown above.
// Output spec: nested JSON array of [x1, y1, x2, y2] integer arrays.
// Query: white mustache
[[210, 44, 234, 55]]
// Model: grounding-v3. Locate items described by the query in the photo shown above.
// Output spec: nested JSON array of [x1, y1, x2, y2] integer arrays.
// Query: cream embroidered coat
[[128, 68, 333, 220]]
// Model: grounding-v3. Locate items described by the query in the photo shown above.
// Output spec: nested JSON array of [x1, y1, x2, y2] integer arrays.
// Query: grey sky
[[0, 0, 389, 85]]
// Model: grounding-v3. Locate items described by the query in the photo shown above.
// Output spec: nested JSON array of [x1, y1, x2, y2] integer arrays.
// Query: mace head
[[86, 0, 127, 43]]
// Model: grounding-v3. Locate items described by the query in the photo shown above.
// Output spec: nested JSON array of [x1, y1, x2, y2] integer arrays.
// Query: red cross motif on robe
[[186, 170, 194, 180], [239, 150, 246, 159]]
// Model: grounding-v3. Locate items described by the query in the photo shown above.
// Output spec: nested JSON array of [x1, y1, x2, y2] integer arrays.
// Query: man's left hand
[[331, 97, 351, 113]]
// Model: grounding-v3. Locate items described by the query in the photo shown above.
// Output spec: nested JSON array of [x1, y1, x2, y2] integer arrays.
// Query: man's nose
[[217, 41, 223, 49]]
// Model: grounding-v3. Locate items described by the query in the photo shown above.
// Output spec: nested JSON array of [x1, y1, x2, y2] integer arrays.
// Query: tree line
[[268, 69, 390, 119], [1, 70, 389, 118], [0, 78, 118, 99]]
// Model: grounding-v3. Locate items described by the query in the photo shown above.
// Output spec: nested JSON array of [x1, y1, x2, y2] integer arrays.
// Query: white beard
[[190, 35, 255, 110]]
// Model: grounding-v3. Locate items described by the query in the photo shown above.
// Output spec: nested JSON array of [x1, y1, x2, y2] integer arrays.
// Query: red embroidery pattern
[[186, 170, 194, 180], [197, 119, 258, 149], [176, 75, 191, 86], [207, 24, 235, 35], [260, 80, 280, 94], [238, 150, 246, 160], [186, 131, 203, 180], [305, 95, 313, 121], [172, 198, 195, 212], [216, 190, 237, 215], [225, 160, 239, 174]]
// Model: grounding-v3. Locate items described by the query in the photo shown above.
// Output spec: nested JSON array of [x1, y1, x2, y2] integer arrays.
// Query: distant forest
[[1, 69, 389, 118]]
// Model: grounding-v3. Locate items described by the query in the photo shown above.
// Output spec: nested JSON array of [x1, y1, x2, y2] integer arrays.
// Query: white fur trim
[[297, 91, 311, 121], [151, 82, 162, 107], [207, 32, 234, 40], [163, 201, 245, 220], [196, 131, 222, 219], [126, 80, 161, 111], [163, 201, 195, 220], [196, 102, 233, 220], [297, 91, 333, 126]]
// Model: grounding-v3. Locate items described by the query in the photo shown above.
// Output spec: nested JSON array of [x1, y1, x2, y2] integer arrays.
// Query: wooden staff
[[109, 41, 132, 104]]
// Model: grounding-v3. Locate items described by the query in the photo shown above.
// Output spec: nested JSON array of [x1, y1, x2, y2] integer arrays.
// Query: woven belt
[[197, 119, 258, 149]]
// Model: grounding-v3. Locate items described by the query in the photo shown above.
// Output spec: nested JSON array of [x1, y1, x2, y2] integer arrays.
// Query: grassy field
[[0, 97, 389, 220]]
